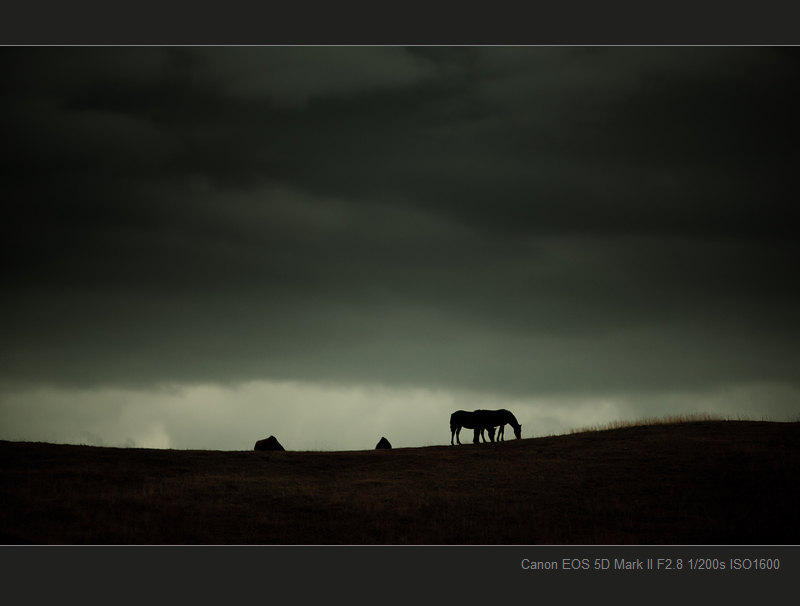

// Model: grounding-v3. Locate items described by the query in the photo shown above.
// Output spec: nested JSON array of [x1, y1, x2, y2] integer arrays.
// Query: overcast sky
[[1, 47, 799, 451]]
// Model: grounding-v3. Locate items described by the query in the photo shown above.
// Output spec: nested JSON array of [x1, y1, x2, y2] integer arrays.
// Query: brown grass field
[[1, 419, 798, 544]]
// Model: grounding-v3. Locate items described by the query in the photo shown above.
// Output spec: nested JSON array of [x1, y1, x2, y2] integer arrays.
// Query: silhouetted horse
[[450, 410, 496, 445], [473, 409, 522, 441]]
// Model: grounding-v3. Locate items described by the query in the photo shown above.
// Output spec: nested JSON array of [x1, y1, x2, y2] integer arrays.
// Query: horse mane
[[503, 409, 521, 430]]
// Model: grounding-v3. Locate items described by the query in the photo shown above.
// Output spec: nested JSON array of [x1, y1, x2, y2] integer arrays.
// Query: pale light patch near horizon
[[0, 384, 175, 448], [162, 381, 467, 451], [1, 380, 472, 451], [1, 380, 797, 451]]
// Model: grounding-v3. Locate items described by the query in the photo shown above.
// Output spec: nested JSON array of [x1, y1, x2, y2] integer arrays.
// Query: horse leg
[[456, 427, 462, 445]]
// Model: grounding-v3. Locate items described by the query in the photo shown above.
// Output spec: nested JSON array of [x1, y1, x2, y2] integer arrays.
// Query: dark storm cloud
[[1, 47, 799, 399]]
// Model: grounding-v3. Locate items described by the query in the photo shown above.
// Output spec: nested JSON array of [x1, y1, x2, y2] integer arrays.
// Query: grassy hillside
[[2, 420, 798, 544]]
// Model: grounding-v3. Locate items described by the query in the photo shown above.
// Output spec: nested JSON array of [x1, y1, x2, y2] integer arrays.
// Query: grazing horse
[[450, 410, 496, 445], [473, 409, 522, 441]]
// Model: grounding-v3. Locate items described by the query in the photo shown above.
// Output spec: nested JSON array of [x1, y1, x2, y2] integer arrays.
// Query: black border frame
[[3, 1, 798, 601]]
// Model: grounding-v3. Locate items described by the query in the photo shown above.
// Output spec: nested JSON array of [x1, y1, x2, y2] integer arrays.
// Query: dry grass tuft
[[568, 412, 757, 434]]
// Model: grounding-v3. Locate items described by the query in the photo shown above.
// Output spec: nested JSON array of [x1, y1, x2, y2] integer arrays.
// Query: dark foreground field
[[2, 421, 798, 544]]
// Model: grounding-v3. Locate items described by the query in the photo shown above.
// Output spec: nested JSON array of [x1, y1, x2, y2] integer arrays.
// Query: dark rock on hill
[[254, 436, 285, 451]]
